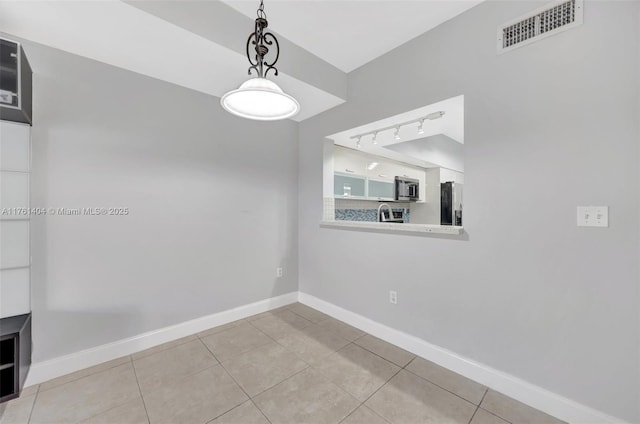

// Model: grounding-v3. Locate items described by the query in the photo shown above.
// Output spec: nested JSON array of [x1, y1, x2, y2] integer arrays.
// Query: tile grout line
[[245, 316, 292, 345], [249, 398, 273, 424], [66, 357, 143, 424], [204, 360, 263, 424], [285, 303, 332, 324], [245, 312, 342, 365], [479, 388, 489, 405], [218, 361, 251, 399], [474, 389, 516, 424], [198, 336, 275, 423], [26, 386, 39, 424], [467, 405, 481, 424], [197, 336, 222, 365], [129, 355, 152, 424], [36, 356, 130, 394], [134, 344, 221, 415], [246, 366, 313, 424], [347, 366, 404, 423], [132, 336, 197, 361], [306, 307, 502, 414], [353, 338, 414, 368], [199, 315, 318, 405], [247, 365, 311, 401], [198, 315, 253, 340], [480, 408, 514, 424], [364, 366, 403, 405], [325, 341, 394, 424], [339, 353, 443, 424], [201, 304, 333, 368], [241, 307, 412, 423], [202, 397, 273, 424], [204, 401, 247, 424], [301, 308, 511, 422], [337, 404, 362, 424], [402, 362, 487, 408]]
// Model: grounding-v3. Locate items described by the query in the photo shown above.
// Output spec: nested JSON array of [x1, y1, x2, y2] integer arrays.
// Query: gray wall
[[298, 1, 639, 422], [19, 39, 299, 362]]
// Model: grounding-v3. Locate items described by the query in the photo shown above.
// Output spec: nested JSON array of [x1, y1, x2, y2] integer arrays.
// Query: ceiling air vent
[[497, 0, 583, 54]]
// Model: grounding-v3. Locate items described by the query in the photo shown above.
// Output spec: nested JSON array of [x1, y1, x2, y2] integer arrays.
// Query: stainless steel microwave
[[395, 176, 419, 201]]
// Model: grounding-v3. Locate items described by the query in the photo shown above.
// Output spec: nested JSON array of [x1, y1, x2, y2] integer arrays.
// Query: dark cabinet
[[0, 38, 32, 125], [0, 313, 32, 403]]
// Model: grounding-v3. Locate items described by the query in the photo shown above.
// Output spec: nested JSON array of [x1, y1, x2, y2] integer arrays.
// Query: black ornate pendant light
[[221, 0, 300, 121]]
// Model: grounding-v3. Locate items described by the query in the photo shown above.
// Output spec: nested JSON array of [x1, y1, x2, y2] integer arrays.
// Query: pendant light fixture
[[221, 0, 299, 121]]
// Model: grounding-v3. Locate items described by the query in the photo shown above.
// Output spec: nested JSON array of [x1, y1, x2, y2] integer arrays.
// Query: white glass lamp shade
[[221, 78, 300, 121]]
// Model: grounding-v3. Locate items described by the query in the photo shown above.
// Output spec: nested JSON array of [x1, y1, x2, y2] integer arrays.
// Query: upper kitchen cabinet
[[0, 39, 33, 125], [334, 172, 366, 199], [332, 145, 426, 202], [333, 146, 368, 176], [367, 178, 394, 201]]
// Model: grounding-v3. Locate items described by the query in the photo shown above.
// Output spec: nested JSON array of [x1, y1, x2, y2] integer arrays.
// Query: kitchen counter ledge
[[320, 220, 464, 235]]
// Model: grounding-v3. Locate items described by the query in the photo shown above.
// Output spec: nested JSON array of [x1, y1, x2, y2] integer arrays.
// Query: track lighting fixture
[[348, 111, 445, 145], [426, 111, 445, 120]]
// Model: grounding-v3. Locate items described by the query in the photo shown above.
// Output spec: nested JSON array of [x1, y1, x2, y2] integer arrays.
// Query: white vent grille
[[498, 0, 583, 53]]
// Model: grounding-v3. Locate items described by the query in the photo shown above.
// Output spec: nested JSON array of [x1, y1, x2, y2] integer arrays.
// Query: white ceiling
[[0, 1, 481, 120], [223, 0, 483, 72], [327, 95, 464, 169], [0, 0, 344, 121]]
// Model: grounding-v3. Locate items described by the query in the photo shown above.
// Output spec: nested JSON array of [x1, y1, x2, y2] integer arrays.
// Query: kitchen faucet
[[377, 203, 393, 222]]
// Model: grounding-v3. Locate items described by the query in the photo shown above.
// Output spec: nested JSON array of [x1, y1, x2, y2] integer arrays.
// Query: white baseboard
[[25, 292, 299, 386], [298, 292, 628, 424], [24, 290, 628, 424]]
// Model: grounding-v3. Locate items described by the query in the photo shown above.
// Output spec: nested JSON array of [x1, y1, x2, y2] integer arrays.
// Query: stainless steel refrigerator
[[441, 182, 463, 226]]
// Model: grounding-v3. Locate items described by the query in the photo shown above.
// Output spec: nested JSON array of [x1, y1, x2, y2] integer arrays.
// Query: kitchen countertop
[[320, 220, 464, 235]]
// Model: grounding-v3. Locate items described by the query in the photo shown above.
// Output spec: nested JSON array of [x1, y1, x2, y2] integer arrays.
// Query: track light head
[[426, 111, 445, 120]]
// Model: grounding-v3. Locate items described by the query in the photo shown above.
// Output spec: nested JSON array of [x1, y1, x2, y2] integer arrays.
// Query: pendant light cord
[[246, 0, 279, 78], [257, 0, 267, 19]]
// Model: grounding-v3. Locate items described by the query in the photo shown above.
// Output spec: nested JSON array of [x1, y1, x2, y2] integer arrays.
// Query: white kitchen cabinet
[[334, 172, 367, 199], [333, 147, 369, 176], [333, 145, 428, 202], [0, 172, 29, 215], [367, 178, 395, 201], [0, 122, 30, 172], [0, 268, 30, 318], [0, 120, 30, 319]]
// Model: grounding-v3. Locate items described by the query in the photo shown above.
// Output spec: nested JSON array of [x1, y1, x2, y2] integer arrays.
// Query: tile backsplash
[[334, 199, 410, 222], [323, 197, 335, 221]]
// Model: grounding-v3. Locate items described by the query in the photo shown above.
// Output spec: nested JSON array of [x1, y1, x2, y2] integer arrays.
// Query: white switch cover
[[577, 206, 608, 227]]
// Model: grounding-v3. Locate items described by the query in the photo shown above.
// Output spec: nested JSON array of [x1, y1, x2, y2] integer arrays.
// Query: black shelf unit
[[0, 38, 32, 125], [0, 313, 32, 403]]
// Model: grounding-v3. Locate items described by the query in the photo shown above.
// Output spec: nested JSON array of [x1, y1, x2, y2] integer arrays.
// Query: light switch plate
[[577, 206, 608, 227]]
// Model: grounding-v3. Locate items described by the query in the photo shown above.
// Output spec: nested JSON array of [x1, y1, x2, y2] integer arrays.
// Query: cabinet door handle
[[345, 169, 355, 173]]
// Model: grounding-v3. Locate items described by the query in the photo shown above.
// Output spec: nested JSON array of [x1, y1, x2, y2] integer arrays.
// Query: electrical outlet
[[389, 290, 397, 304], [276, 267, 283, 278]]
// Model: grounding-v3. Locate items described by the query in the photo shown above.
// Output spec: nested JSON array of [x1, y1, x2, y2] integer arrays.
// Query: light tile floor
[[0, 303, 567, 424]]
